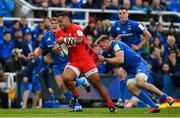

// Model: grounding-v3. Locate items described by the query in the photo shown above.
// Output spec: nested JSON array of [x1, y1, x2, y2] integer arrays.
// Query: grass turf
[[0, 107, 180, 117]]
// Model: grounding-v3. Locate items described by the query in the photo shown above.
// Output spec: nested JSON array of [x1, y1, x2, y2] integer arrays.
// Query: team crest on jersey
[[127, 25, 131, 30], [138, 24, 145, 31]]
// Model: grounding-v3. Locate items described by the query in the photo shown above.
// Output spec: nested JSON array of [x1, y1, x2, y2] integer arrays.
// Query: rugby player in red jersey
[[54, 12, 116, 112]]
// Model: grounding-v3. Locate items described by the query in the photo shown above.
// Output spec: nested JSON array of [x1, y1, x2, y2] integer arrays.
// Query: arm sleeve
[[133, 22, 145, 35]]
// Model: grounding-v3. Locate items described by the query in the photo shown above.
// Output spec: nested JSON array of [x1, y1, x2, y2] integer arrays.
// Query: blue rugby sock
[[138, 91, 158, 108], [161, 93, 168, 102], [120, 80, 126, 103], [76, 77, 85, 87], [64, 90, 73, 101]]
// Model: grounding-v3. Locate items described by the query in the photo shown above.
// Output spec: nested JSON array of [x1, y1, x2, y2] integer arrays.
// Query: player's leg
[[85, 69, 116, 112], [135, 63, 174, 106], [32, 83, 41, 108], [53, 64, 82, 111], [76, 77, 91, 93], [22, 81, 32, 108], [114, 67, 126, 108], [127, 78, 160, 113], [135, 73, 174, 106]]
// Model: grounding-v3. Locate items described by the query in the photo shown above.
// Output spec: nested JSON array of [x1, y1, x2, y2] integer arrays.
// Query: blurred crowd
[[23, 0, 180, 22]]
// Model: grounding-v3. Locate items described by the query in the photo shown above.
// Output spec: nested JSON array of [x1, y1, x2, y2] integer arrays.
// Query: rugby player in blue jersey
[[110, 7, 152, 107], [20, 56, 50, 108], [96, 35, 174, 113], [28, 17, 90, 111]]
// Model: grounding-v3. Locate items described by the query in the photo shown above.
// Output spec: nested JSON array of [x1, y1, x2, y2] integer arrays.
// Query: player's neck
[[120, 19, 128, 24]]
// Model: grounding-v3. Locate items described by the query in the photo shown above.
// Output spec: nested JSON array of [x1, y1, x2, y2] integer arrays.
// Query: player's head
[[118, 7, 129, 23], [95, 35, 112, 52], [49, 17, 60, 34], [57, 12, 72, 30]]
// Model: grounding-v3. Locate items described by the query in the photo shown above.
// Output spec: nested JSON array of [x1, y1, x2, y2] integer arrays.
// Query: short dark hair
[[4, 31, 10, 35], [95, 35, 110, 45], [57, 12, 72, 22], [118, 6, 128, 11]]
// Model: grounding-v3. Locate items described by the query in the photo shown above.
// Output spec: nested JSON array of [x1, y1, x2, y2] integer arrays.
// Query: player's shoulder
[[71, 24, 82, 30], [112, 21, 120, 27]]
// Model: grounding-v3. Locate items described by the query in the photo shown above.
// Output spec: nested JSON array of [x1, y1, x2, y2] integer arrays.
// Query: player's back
[[112, 41, 147, 72], [56, 24, 97, 62]]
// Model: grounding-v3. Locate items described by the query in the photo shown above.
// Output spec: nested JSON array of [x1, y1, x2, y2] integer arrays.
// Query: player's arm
[[99, 51, 124, 65], [137, 29, 151, 49], [28, 47, 43, 59], [99, 44, 124, 64]]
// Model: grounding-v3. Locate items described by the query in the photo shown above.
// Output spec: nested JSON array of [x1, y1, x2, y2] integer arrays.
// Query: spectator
[[19, 16, 31, 36], [102, 19, 111, 36], [84, 20, 97, 39], [41, 0, 49, 8], [109, 0, 119, 20], [150, 0, 166, 11], [97, 0, 112, 19], [148, 47, 163, 73], [13, 30, 29, 65], [166, 51, 180, 74], [24, 32, 36, 54], [9, 21, 20, 37], [163, 35, 179, 59], [32, 22, 47, 45], [95, 19, 104, 38], [132, 0, 147, 12], [68, 0, 83, 19], [81, 0, 97, 18], [131, 0, 148, 21], [0, 16, 8, 41], [0, 0, 15, 27], [49, 0, 61, 7], [0, 32, 14, 67], [150, 35, 164, 55], [157, 23, 166, 44], [165, 0, 180, 12], [86, 34, 94, 47], [122, 0, 131, 10], [166, 24, 180, 48]]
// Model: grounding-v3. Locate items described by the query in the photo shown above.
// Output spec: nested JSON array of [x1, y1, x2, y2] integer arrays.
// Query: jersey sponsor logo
[[138, 24, 145, 31], [77, 30, 83, 36], [119, 33, 133, 37], [114, 44, 121, 52]]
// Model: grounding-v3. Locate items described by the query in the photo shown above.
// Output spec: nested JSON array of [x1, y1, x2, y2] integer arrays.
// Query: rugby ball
[[59, 43, 68, 57]]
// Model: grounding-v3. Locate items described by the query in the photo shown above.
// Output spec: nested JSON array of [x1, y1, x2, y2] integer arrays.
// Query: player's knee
[[127, 79, 136, 91], [135, 73, 148, 87]]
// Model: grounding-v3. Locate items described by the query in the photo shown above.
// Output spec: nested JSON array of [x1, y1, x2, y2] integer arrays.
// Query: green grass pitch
[[0, 107, 180, 117]]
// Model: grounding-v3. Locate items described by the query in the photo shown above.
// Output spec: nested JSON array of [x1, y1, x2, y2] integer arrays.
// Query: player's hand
[[118, 67, 127, 80], [28, 52, 35, 60], [57, 37, 64, 44], [48, 88, 54, 95], [52, 42, 61, 55], [131, 45, 140, 51], [98, 55, 105, 62]]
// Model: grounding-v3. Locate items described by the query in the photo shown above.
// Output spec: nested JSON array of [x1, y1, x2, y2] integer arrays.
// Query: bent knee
[[135, 73, 148, 87], [127, 83, 136, 92]]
